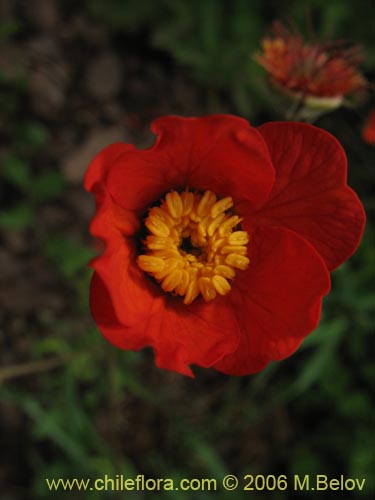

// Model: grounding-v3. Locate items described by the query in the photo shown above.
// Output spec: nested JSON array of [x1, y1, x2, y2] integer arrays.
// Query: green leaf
[[32, 171, 65, 202], [291, 318, 347, 394], [17, 122, 50, 150], [43, 235, 95, 279], [2, 155, 32, 190], [0, 19, 19, 40], [0, 203, 36, 229]]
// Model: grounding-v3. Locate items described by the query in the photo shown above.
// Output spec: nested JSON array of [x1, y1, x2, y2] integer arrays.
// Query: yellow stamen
[[220, 245, 248, 255], [149, 206, 174, 226], [207, 212, 226, 237], [162, 269, 183, 292], [214, 264, 236, 279], [184, 280, 200, 305], [211, 196, 233, 218], [153, 258, 180, 280], [198, 277, 217, 302], [145, 218, 170, 237], [218, 215, 241, 236], [176, 269, 190, 296], [228, 231, 249, 245], [181, 191, 195, 216], [212, 275, 231, 296], [225, 254, 250, 270], [165, 191, 183, 218], [197, 190, 217, 217], [137, 255, 165, 273], [145, 235, 173, 250], [137, 189, 250, 304]]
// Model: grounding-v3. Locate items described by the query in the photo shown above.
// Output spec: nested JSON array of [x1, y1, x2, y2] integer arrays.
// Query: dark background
[[0, 0, 374, 498]]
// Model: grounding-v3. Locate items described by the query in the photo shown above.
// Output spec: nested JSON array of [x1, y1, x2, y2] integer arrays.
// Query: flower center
[[137, 190, 250, 304]]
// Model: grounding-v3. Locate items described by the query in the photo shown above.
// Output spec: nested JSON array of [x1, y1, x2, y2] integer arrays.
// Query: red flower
[[256, 23, 367, 105], [84, 115, 365, 376], [362, 110, 375, 145]]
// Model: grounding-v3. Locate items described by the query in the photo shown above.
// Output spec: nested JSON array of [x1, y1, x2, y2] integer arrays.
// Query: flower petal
[[254, 122, 365, 271], [90, 188, 140, 244], [89, 188, 241, 377], [90, 266, 239, 376], [90, 272, 150, 351], [84, 142, 135, 193], [88, 180, 161, 326], [151, 296, 240, 376], [213, 226, 330, 376], [91, 224, 163, 331], [84, 142, 140, 241], [106, 115, 275, 211]]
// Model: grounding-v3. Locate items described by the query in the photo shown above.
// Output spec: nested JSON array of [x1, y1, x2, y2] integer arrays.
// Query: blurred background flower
[[255, 21, 367, 120], [362, 109, 375, 144], [0, 1, 374, 499]]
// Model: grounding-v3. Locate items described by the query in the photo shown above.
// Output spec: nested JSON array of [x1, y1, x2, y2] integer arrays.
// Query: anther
[[214, 264, 236, 279], [145, 217, 170, 237], [211, 197, 233, 218], [162, 269, 183, 292], [181, 191, 195, 216], [212, 275, 231, 295], [198, 277, 217, 302], [138, 189, 250, 304], [197, 190, 216, 217], [145, 235, 173, 250], [228, 231, 249, 245], [225, 254, 250, 270], [165, 191, 183, 218]]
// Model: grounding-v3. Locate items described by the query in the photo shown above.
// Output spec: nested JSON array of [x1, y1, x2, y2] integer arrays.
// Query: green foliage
[[0, 19, 19, 40], [2, 152, 64, 202], [2, 155, 32, 190], [290, 0, 375, 67], [1, 232, 372, 499], [89, 0, 267, 114], [1, 153, 65, 230], [89, 0, 373, 116], [0, 202, 36, 229], [43, 236, 93, 279], [15, 122, 51, 152]]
